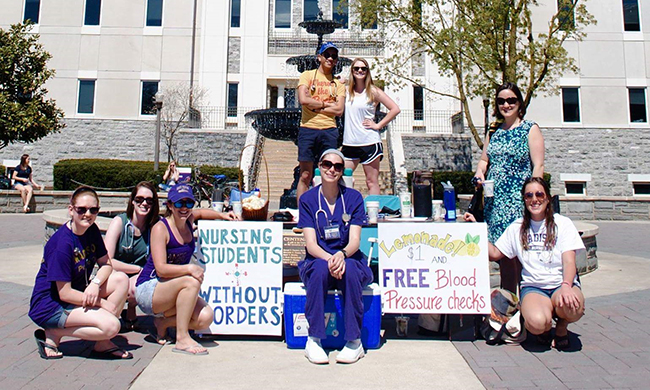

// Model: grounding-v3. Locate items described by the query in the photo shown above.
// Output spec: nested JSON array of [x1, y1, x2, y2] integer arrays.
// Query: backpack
[[480, 288, 527, 345], [0, 176, 11, 190]]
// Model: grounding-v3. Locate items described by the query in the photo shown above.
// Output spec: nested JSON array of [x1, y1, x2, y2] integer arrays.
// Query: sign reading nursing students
[[378, 222, 491, 314], [195, 221, 283, 336]]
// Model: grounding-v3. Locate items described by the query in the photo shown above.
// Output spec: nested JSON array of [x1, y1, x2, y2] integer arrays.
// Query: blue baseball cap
[[168, 184, 195, 203], [318, 42, 339, 55]]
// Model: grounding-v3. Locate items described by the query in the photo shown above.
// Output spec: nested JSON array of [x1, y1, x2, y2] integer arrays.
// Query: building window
[[141, 81, 159, 115], [304, 0, 319, 21], [77, 80, 96, 114], [333, 0, 348, 29], [275, 0, 291, 28], [231, 0, 241, 28], [146, 0, 163, 27], [413, 85, 424, 121], [629, 88, 647, 123], [24, 0, 41, 23], [565, 182, 586, 195], [562, 87, 580, 122], [84, 0, 101, 26], [623, 0, 641, 32], [633, 183, 650, 195], [557, 0, 575, 30], [560, 174, 590, 196], [227, 83, 238, 117]]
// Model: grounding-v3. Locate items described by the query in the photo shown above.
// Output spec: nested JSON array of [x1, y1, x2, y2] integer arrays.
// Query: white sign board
[[378, 222, 491, 314], [195, 221, 284, 335]]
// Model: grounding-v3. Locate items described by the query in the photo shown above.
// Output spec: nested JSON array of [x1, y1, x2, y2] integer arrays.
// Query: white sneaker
[[304, 337, 328, 364], [336, 339, 365, 364]]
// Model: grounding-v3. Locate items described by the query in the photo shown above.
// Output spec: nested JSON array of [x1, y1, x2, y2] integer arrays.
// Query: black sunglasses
[[73, 206, 100, 215], [320, 160, 344, 172], [321, 51, 338, 60], [353, 66, 368, 72], [134, 196, 155, 205], [173, 199, 196, 209], [524, 191, 546, 201], [496, 97, 519, 106]]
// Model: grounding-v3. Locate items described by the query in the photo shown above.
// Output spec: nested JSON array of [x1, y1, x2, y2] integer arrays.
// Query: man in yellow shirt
[[296, 42, 346, 201]]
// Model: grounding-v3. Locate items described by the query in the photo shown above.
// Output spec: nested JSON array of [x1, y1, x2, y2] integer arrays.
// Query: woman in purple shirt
[[29, 186, 130, 359], [136, 184, 237, 355]]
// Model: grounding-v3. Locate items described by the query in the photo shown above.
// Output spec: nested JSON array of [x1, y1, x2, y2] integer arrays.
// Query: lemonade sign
[[378, 222, 491, 314]]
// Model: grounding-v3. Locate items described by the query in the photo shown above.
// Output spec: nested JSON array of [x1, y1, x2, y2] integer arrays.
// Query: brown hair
[[126, 181, 160, 228], [519, 177, 556, 251], [70, 186, 99, 206], [20, 154, 30, 168], [493, 82, 526, 120], [347, 57, 377, 104]]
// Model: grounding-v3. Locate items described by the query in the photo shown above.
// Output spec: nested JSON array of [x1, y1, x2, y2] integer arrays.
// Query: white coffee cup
[[212, 201, 224, 213], [399, 192, 411, 218], [432, 200, 443, 221], [366, 200, 380, 224], [483, 180, 495, 197], [232, 201, 242, 217]]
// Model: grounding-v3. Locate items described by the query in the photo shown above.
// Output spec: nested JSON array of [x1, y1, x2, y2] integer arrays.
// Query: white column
[[277, 84, 285, 108]]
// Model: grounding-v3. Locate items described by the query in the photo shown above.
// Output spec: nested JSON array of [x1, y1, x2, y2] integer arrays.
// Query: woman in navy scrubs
[[298, 149, 373, 364]]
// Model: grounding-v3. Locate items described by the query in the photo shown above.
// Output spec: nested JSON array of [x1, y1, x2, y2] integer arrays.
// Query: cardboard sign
[[195, 221, 284, 335], [378, 222, 490, 314]]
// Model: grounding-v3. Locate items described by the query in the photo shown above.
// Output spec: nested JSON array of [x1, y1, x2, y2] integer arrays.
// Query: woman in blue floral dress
[[470, 82, 545, 290]]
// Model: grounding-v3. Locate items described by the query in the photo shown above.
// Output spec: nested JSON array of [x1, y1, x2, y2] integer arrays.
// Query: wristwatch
[[340, 249, 348, 258], [91, 277, 101, 286]]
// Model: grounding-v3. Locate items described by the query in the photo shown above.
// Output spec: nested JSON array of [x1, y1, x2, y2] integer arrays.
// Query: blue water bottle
[[441, 181, 456, 221]]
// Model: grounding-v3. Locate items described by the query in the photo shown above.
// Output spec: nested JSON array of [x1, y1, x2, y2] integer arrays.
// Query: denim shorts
[[520, 283, 580, 301], [136, 278, 162, 316], [42, 303, 76, 329], [297, 127, 339, 162]]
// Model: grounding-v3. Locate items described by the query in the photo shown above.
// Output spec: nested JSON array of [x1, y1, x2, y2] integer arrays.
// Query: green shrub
[[0, 165, 5, 175], [53, 159, 240, 191], [407, 171, 552, 199]]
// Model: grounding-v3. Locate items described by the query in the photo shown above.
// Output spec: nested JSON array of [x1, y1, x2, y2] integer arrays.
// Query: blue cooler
[[283, 282, 381, 349]]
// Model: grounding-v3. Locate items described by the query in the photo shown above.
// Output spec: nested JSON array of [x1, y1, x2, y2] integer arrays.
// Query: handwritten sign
[[378, 222, 490, 314], [195, 221, 284, 335]]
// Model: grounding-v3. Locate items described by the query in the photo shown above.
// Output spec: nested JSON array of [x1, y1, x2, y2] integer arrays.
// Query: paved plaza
[[1, 215, 650, 389]]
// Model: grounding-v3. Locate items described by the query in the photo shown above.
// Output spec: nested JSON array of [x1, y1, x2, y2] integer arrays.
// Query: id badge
[[323, 224, 341, 241]]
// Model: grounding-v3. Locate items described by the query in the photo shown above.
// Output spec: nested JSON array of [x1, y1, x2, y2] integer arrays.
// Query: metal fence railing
[[268, 30, 384, 57], [195, 106, 261, 130]]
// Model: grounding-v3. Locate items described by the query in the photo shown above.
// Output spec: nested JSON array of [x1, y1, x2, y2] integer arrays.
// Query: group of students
[[29, 182, 238, 359]]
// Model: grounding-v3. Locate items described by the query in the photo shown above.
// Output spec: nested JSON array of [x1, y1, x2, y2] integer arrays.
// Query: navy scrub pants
[[298, 258, 373, 341]]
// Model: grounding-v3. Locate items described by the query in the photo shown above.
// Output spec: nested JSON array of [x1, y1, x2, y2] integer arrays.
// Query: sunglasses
[[173, 199, 196, 209], [134, 196, 155, 205], [73, 206, 100, 215], [353, 66, 368, 72], [524, 191, 546, 201], [321, 51, 338, 60], [496, 97, 519, 106], [320, 160, 344, 172]]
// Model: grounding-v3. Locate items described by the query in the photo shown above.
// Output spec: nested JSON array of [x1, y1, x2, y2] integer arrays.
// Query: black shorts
[[341, 143, 384, 165], [297, 127, 339, 163]]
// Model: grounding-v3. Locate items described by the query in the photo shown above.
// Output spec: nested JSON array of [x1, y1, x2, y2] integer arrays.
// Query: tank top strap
[[161, 217, 181, 248]]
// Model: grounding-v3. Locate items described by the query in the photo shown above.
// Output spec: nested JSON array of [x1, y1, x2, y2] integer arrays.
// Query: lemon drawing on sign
[[465, 233, 481, 257]]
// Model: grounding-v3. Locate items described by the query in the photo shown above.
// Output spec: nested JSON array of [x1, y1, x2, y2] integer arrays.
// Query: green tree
[[354, 0, 595, 147], [0, 22, 64, 150]]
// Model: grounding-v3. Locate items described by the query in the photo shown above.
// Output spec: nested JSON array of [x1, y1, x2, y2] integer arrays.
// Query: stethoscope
[[315, 185, 350, 240]]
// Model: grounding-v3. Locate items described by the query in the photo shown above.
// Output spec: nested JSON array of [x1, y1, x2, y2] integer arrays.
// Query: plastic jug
[[412, 170, 433, 217], [441, 181, 456, 221]]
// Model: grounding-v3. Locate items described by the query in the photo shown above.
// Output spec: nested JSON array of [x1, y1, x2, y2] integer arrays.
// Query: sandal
[[90, 346, 133, 360], [148, 328, 172, 345], [536, 331, 552, 346], [34, 329, 63, 360], [553, 334, 570, 351], [120, 310, 138, 331]]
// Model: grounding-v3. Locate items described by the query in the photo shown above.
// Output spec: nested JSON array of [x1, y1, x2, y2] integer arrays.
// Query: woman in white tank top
[[341, 58, 400, 195]]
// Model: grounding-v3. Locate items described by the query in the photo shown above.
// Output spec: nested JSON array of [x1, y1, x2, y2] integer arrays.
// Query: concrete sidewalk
[[1, 214, 650, 389]]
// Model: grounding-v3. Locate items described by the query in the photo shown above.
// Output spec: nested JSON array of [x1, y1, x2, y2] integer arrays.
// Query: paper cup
[[232, 201, 242, 217], [211, 201, 224, 213], [432, 200, 443, 221], [399, 192, 411, 218], [483, 180, 495, 197], [366, 200, 380, 224]]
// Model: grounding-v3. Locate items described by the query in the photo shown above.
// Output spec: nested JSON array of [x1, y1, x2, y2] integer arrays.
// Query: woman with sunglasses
[[159, 161, 180, 192], [469, 178, 585, 350], [341, 58, 400, 195], [104, 181, 160, 330], [469, 82, 545, 292], [298, 149, 373, 364], [135, 184, 237, 354], [29, 186, 131, 359]]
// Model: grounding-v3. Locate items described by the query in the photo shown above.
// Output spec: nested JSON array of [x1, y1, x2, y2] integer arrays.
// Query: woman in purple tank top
[[135, 184, 238, 355]]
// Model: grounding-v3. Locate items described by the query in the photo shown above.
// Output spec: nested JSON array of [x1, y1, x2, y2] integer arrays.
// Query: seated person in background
[[159, 161, 180, 191], [135, 184, 238, 354], [104, 181, 160, 330], [298, 149, 372, 364], [29, 186, 131, 359], [465, 177, 585, 350], [12, 154, 44, 213]]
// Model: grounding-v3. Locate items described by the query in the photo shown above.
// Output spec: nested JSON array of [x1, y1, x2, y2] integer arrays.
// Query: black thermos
[[412, 170, 433, 217]]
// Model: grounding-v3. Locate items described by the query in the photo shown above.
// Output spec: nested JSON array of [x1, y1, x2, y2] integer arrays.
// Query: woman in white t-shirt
[[341, 58, 400, 195], [466, 177, 585, 350]]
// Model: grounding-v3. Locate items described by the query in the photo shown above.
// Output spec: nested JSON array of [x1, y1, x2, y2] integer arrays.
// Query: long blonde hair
[[347, 58, 377, 104]]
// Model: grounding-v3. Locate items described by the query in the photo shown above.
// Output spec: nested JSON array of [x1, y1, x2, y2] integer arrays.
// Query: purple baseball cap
[[167, 184, 195, 203]]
